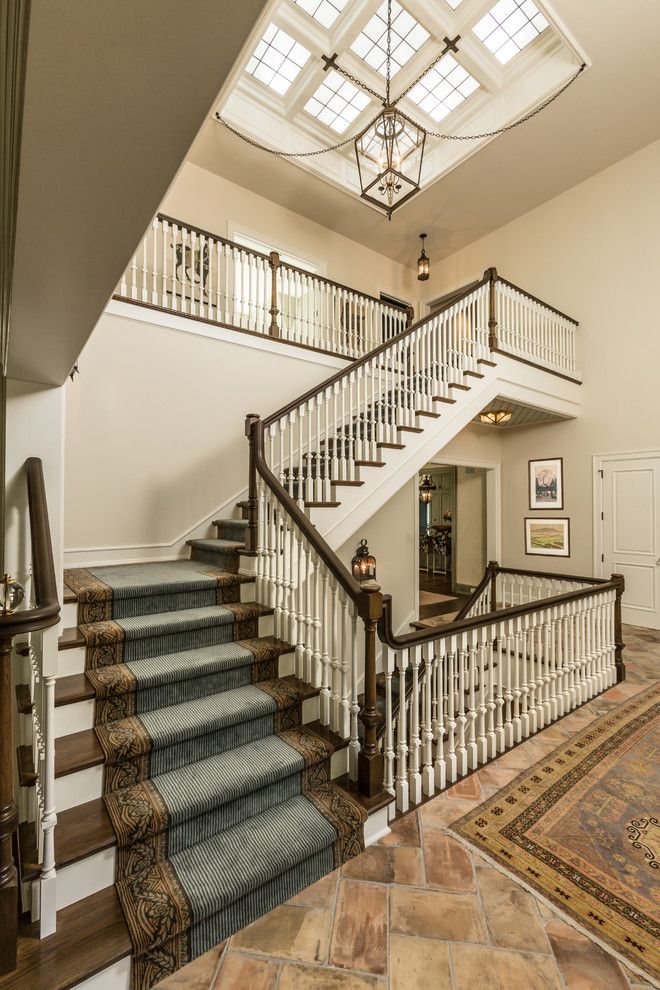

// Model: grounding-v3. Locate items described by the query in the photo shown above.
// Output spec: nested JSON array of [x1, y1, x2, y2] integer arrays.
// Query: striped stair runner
[[64, 523, 366, 990]]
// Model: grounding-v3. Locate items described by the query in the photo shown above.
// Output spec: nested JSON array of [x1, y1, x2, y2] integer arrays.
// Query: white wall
[[455, 467, 487, 590], [424, 139, 660, 576], [64, 307, 349, 556], [162, 162, 420, 312]]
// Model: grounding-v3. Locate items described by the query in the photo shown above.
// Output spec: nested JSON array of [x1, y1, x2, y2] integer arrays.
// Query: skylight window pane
[[304, 70, 370, 134], [473, 0, 549, 64], [246, 25, 310, 94], [406, 53, 479, 123], [291, 0, 349, 28], [350, 1, 429, 78], [445, 0, 464, 7]]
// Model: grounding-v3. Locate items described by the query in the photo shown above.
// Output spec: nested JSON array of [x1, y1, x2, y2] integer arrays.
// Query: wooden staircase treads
[[416, 410, 441, 418], [59, 627, 84, 651], [305, 501, 341, 508], [397, 425, 423, 434], [0, 887, 131, 990], [55, 730, 104, 778], [355, 460, 386, 468], [15, 683, 32, 715], [448, 382, 470, 391], [55, 673, 94, 707], [63, 585, 77, 605], [55, 798, 117, 868], [477, 358, 497, 367], [17, 745, 38, 787], [433, 395, 457, 404], [331, 480, 364, 487], [464, 370, 485, 379], [377, 442, 405, 450]]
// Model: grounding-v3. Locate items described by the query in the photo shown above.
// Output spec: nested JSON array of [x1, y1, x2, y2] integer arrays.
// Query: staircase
[[5, 265, 625, 990], [14, 512, 369, 990]]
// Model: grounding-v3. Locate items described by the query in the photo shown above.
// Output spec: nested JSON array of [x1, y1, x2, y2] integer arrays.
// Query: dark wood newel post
[[357, 581, 384, 798], [488, 560, 499, 613], [0, 634, 18, 976], [612, 573, 626, 682], [268, 252, 281, 339], [244, 414, 260, 553], [485, 266, 498, 351]]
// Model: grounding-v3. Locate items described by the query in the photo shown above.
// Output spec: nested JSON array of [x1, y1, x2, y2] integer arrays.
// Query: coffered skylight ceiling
[[219, 0, 585, 214]]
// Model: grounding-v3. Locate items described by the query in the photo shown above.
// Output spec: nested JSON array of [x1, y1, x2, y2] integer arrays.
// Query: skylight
[[350, 1, 429, 78], [246, 24, 311, 95], [407, 54, 479, 122], [473, 0, 548, 64], [304, 71, 371, 133], [292, 0, 350, 29], [444, 0, 464, 7]]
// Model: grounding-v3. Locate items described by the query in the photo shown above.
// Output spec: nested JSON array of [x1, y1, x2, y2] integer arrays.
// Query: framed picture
[[528, 457, 564, 510], [525, 517, 570, 557]]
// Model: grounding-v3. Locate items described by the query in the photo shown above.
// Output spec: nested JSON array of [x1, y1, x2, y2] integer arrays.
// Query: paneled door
[[602, 455, 660, 629]]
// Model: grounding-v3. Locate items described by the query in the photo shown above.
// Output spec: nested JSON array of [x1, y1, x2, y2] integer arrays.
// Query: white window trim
[[227, 222, 328, 277]]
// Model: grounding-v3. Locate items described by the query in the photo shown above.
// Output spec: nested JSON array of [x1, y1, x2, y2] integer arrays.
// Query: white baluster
[[395, 650, 409, 812]]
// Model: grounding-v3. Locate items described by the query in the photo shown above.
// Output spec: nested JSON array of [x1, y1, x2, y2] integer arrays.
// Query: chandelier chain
[[426, 63, 586, 139], [393, 39, 458, 106], [215, 63, 585, 158], [385, 0, 393, 105], [328, 63, 383, 102]]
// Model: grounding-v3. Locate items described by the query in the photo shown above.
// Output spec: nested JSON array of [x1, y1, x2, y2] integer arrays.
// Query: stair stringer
[[310, 355, 582, 550]]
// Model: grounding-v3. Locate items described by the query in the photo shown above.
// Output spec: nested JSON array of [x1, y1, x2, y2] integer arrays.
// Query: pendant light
[[417, 234, 430, 282]]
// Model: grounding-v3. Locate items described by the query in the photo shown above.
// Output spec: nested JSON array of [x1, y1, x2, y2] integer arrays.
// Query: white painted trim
[[105, 299, 350, 371], [227, 221, 328, 277], [427, 455, 503, 568], [64, 483, 248, 568], [73, 956, 131, 990]]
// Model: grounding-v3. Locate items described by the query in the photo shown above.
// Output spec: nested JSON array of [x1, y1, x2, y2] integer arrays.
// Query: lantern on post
[[352, 540, 377, 583]]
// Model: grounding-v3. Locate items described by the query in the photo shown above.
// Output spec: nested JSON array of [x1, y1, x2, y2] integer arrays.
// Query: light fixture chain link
[[386, 0, 393, 105]]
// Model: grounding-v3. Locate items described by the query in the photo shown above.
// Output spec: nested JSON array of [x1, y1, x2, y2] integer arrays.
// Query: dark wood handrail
[[263, 272, 489, 427], [0, 458, 60, 638], [497, 276, 579, 325], [379, 572, 620, 650], [156, 212, 409, 314]]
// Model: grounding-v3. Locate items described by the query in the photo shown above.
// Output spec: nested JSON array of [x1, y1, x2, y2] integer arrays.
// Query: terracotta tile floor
[[156, 625, 659, 990]]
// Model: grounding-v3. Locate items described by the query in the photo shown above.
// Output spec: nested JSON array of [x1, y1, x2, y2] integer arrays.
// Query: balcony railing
[[116, 214, 412, 359]]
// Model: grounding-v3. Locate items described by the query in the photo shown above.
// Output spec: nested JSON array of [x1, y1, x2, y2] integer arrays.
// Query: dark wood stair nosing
[[59, 627, 84, 651], [305, 501, 342, 508], [55, 673, 95, 707], [17, 745, 38, 788], [432, 395, 457, 405], [355, 459, 386, 468], [448, 382, 471, 391], [397, 425, 423, 434], [377, 442, 405, 450], [464, 370, 485, 379], [416, 410, 441, 418], [16, 683, 32, 715], [331, 480, 364, 488], [55, 730, 104, 779]]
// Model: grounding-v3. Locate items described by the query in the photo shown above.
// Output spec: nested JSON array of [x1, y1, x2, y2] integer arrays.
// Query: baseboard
[[63, 486, 247, 568]]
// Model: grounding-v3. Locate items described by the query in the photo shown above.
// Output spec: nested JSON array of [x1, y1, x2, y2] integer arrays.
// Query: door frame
[[592, 448, 660, 578], [414, 457, 502, 619]]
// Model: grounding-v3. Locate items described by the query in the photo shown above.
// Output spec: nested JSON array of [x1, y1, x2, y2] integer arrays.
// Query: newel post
[[244, 414, 260, 553], [268, 252, 281, 339], [0, 634, 18, 976], [488, 560, 499, 613], [612, 573, 626, 683], [357, 581, 384, 798], [485, 267, 498, 351]]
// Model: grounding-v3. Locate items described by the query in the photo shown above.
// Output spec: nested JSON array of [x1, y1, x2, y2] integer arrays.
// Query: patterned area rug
[[452, 683, 660, 985]]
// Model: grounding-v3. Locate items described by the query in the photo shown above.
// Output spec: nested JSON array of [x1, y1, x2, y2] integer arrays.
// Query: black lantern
[[352, 539, 376, 582], [417, 234, 430, 282], [418, 474, 437, 504]]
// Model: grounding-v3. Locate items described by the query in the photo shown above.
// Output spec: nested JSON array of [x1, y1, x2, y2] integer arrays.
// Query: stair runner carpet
[[64, 526, 366, 990]]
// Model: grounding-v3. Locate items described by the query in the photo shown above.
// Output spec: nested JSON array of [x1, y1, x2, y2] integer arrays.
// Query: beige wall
[[163, 162, 419, 312], [337, 478, 417, 633], [455, 467, 487, 590], [424, 139, 660, 576]]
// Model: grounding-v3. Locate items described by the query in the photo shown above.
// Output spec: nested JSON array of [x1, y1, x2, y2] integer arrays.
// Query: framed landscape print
[[525, 517, 570, 557], [529, 457, 564, 510]]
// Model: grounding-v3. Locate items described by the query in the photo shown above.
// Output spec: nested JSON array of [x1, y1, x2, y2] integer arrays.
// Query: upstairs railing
[[244, 268, 588, 804], [116, 214, 411, 359], [1, 458, 60, 976]]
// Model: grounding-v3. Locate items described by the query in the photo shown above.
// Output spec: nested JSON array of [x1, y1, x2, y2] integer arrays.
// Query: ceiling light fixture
[[417, 233, 430, 281], [479, 410, 513, 425], [419, 474, 437, 503], [216, 3, 587, 219]]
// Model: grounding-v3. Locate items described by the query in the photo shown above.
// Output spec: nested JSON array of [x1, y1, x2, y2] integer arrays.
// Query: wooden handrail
[[0, 457, 60, 977], [378, 572, 620, 650], [263, 272, 489, 427], [497, 276, 579, 325]]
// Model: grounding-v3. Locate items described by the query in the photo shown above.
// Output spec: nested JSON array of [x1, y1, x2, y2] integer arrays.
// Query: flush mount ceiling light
[[480, 410, 513, 425], [216, 0, 586, 218]]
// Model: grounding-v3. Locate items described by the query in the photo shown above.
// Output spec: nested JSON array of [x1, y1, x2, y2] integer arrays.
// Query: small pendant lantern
[[352, 539, 377, 583], [417, 234, 430, 282], [418, 474, 437, 504]]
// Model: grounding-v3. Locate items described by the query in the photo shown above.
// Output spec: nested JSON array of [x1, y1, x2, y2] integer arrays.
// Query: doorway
[[595, 451, 660, 629], [416, 463, 489, 628]]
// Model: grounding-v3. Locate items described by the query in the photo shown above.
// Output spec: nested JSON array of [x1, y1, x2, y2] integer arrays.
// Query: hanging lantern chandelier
[[216, 3, 587, 221], [417, 233, 430, 281], [419, 474, 437, 504]]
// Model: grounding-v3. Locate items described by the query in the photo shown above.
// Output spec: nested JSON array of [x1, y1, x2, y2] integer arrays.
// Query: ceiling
[[8, 0, 269, 386], [189, 0, 660, 268], [472, 395, 568, 428]]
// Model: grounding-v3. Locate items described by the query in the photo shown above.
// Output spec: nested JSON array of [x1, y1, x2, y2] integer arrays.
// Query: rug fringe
[[449, 829, 660, 989]]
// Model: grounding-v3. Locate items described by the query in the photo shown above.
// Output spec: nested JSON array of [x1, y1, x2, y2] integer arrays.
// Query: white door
[[602, 456, 660, 629]]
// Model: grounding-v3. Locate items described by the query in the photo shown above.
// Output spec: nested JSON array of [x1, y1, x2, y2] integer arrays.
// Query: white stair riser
[[56, 764, 104, 811], [57, 611, 272, 678], [364, 804, 394, 846], [74, 956, 131, 990], [54, 650, 297, 738], [57, 847, 116, 910], [62, 601, 78, 626]]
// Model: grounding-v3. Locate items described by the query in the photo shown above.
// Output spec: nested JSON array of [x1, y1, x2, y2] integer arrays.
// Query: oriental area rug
[[452, 683, 660, 986]]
